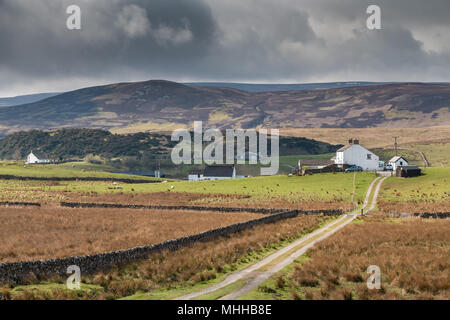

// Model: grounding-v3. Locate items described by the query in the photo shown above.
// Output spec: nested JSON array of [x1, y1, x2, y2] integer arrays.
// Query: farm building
[[298, 159, 334, 170], [188, 170, 204, 181], [396, 165, 422, 178], [203, 164, 236, 180], [389, 156, 409, 171], [26, 151, 50, 164], [334, 138, 384, 171]]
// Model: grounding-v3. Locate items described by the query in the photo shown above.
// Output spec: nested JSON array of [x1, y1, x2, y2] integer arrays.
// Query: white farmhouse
[[26, 151, 50, 164], [389, 156, 408, 171], [334, 139, 383, 171]]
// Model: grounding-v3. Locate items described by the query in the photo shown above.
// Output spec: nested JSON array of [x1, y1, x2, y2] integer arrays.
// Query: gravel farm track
[[177, 176, 387, 300]]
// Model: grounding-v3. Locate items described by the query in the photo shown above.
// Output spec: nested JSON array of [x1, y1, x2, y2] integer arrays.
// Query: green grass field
[[35, 172, 373, 204], [412, 142, 450, 167], [2, 159, 447, 205], [380, 167, 450, 202], [374, 142, 450, 167], [0, 159, 375, 205], [0, 161, 159, 181]]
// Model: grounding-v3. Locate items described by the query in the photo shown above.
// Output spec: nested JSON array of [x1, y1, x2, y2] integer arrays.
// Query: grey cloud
[[115, 4, 151, 39], [0, 0, 450, 96], [0, 0, 217, 84]]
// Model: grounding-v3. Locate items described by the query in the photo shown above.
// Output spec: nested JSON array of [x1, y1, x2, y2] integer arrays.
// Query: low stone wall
[[60, 202, 344, 216], [403, 212, 450, 219], [0, 174, 159, 184], [0, 209, 310, 285], [0, 201, 41, 207]]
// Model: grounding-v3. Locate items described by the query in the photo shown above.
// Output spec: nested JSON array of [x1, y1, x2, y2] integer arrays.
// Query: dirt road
[[177, 175, 385, 300]]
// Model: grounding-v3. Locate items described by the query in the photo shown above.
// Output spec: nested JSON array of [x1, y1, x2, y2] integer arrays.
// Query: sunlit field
[[0, 207, 260, 263], [240, 216, 450, 300]]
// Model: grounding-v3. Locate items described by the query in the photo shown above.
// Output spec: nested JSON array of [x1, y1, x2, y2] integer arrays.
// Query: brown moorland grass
[[286, 216, 450, 300], [377, 200, 450, 213], [0, 207, 261, 263], [279, 126, 450, 148], [0, 181, 352, 211], [1, 215, 329, 299], [68, 191, 250, 206], [0, 180, 353, 211], [0, 180, 67, 203], [67, 192, 353, 211]]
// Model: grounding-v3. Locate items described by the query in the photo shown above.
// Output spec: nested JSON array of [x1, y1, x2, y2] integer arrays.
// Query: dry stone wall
[[0, 209, 325, 284]]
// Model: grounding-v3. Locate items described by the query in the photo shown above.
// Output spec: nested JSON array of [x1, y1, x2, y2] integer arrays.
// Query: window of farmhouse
[[367, 154, 372, 160]]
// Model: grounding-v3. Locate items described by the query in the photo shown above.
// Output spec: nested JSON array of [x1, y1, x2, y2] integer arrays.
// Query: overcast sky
[[1, 0, 450, 96]]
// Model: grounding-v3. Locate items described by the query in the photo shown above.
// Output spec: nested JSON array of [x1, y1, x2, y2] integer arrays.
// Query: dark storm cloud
[[203, 0, 450, 81], [1, 0, 450, 95], [0, 0, 217, 89]]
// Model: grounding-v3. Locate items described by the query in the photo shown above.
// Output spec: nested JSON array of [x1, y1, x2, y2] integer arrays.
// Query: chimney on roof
[[348, 138, 353, 144]]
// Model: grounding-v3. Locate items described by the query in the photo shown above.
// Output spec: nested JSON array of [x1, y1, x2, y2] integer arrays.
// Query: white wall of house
[[305, 165, 328, 169], [26, 152, 50, 164], [389, 157, 408, 171], [188, 174, 204, 181], [203, 176, 233, 180], [335, 144, 381, 171]]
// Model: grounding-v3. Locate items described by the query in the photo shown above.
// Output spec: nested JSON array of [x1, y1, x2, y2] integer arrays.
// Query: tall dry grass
[[87, 214, 327, 300], [69, 191, 353, 211], [279, 126, 450, 148], [0, 207, 260, 262], [1, 215, 328, 299], [288, 217, 450, 300], [377, 200, 450, 213]]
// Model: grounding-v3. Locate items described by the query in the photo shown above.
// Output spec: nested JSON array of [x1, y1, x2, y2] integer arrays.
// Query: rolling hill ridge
[[0, 80, 449, 136]]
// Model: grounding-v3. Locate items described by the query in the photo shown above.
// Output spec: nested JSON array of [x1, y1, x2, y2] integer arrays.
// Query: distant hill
[[0, 80, 449, 136], [0, 128, 341, 160], [184, 81, 402, 92], [0, 92, 60, 107]]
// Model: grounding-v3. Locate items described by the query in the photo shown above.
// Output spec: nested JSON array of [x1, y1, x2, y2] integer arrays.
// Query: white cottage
[[334, 139, 383, 171], [26, 151, 50, 164], [389, 156, 408, 171]]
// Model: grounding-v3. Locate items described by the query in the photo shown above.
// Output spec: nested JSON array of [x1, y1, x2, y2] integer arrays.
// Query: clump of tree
[[106, 152, 170, 172], [0, 128, 176, 160], [84, 154, 104, 165]]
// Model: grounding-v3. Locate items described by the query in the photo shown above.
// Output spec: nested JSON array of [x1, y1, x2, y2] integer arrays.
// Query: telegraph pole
[[154, 158, 161, 178], [393, 136, 399, 156]]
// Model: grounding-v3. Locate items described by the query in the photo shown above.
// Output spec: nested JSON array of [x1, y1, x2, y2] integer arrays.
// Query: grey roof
[[337, 143, 375, 154], [204, 165, 235, 177], [30, 150, 49, 159], [337, 144, 353, 152]]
